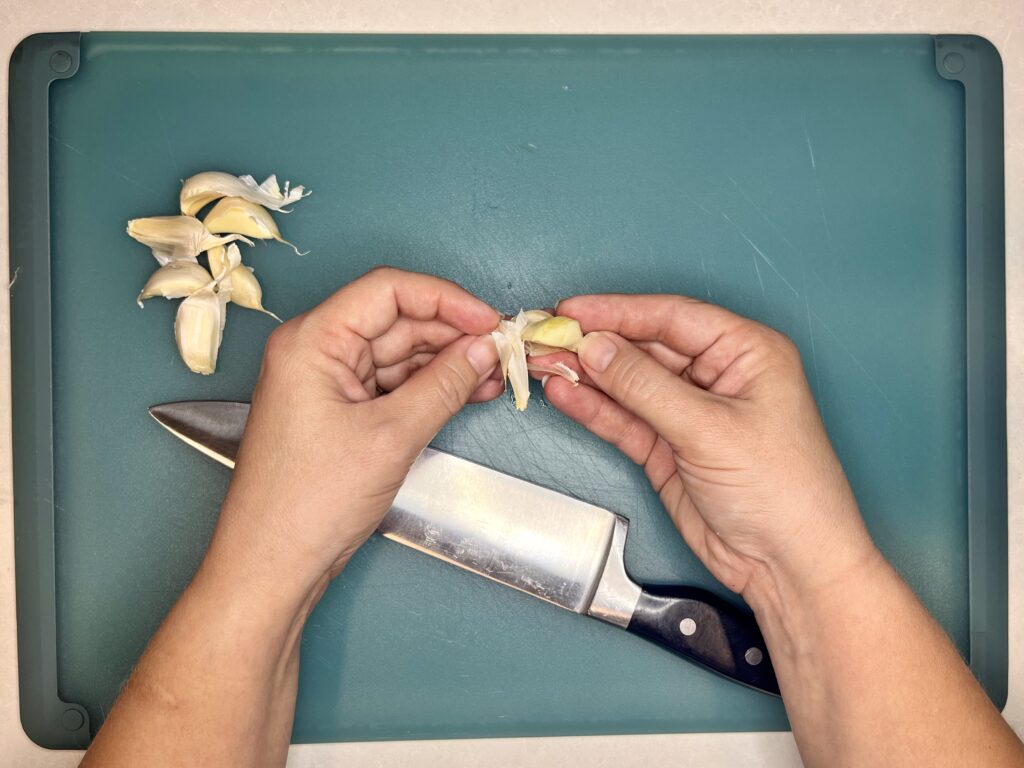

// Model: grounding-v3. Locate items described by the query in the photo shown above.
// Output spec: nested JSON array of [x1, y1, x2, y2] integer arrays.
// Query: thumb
[[576, 331, 710, 441], [385, 334, 498, 444]]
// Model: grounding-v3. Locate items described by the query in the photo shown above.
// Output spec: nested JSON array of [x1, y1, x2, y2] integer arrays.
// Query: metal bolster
[[588, 515, 642, 628]]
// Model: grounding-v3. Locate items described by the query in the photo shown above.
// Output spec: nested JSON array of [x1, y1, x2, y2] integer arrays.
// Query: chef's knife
[[150, 400, 779, 695]]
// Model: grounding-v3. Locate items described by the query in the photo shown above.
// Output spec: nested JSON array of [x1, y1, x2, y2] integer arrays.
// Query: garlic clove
[[127, 215, 253, 265], [203, 197, 306, 255], [228, 265, 282, 322], [180, 171, 309, 216], [522, 309, 554, 324], [206, 245, 230, 280], [174, 284, 226, 375], [522, 315, 583, 353], [137, 262, 214, 308]]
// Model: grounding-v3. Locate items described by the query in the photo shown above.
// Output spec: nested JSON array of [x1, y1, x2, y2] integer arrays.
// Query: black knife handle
[[626, 584, 780, 696]]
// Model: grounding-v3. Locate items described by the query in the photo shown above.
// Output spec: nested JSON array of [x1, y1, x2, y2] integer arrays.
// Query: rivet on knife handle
[[625, 584, 780, 695]]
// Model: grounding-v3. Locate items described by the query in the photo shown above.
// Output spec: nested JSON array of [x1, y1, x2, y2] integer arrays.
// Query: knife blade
[[149, 400, 779, 695]]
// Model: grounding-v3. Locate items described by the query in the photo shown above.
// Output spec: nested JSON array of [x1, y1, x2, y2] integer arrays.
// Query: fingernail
[[541, 375, 551, 388], [467, 335, 498, 376], [578, 332, 617, 373]]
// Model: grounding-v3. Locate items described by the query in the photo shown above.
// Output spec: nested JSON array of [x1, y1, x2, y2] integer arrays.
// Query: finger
[[312, 267, 500, 343], [542, 377, 677, 492], [556, 294, 747, 359], [382, 334, 500, 444], [469, 379, 505, 403], [370, 319, 465, 368], [634, 340, 692, 375], [575, 331, 715, 445], [375, 352, 437, 392], [525, 351, 592, 385]]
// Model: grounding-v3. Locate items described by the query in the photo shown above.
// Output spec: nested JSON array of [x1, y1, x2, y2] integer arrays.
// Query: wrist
[[741, 522, 887, 665]]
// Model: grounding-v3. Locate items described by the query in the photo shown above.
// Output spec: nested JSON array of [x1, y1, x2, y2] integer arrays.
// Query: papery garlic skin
[[180, 171, 310, 216], [203, 197, 306, 255], [491, 312, 532, 411], [174, 285, 225, 375], [137, 262, 214, 308], [127, 216, 253, 265]]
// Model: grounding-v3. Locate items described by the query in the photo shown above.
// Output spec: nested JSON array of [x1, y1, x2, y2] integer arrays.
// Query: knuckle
[[434, 361, 473, 417], [263, 321, 299, 362]]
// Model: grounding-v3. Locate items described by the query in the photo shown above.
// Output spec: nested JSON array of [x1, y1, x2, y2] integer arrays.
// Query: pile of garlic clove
[[128, 172, 309, 374], [491, 310, 583, 411]]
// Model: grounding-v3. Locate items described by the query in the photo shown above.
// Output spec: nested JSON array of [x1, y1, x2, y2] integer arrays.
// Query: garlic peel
[[528, 361, 580, 385], [180, 171, 309, 215]]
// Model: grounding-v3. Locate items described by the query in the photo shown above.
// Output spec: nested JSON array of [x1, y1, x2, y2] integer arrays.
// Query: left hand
[[204, 267, 501, 601]]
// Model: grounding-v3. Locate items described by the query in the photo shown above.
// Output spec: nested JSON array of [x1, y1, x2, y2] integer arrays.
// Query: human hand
[[537, 294, 878, 604], [206, 267, 501, 600]]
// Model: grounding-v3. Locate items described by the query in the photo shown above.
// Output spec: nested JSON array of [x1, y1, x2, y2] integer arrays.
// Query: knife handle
[[626, 584, 780, 696]]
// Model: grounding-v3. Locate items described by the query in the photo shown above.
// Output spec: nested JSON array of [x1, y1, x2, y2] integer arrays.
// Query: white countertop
[[1, 1, 1021, 765]]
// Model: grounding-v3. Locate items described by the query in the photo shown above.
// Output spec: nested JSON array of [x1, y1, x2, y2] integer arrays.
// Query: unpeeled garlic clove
[[180, 171, 310, 216], [137, 262, 214, 308], [127, 215, 253, 265], [174, 284, 226, 375], [228, 265, 282, 322], [203, 197, 306, 255]]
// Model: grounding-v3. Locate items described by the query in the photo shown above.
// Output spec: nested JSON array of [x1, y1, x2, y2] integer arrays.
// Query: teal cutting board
[[9, 33, 1006, 746]]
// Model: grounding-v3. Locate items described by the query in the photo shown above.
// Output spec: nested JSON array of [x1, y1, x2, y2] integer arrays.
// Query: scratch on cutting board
[[802, 118, 835, 256], [803, 124, 817, 169], [728, 177, 796, 250], [752, 252, 765, 297], [699, 253, 712, 299], [722, 213, 799, 297], [811, 308, 902, 420], [8, 266, 20, 289], [804, 295, 823, 424], [48, 134, 157, 193]]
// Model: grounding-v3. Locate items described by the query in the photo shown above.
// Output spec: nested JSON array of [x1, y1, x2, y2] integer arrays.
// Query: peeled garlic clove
[[203, 197, 306, 255], [180, 171, 310, 216], [522, 309, 553, 324], [127, 215, 253, 265], [522, 315, 583, 352], [137, 262, 214, 307], [228, 265, 282, 322], [174, 284, 226, 375]]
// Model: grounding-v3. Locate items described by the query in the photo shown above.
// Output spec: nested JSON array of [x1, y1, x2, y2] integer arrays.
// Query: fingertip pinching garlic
[[491, 310, 583, 411]]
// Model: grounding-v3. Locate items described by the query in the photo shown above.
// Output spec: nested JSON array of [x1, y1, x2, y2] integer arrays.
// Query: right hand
[[539, 294, 880, 603]]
